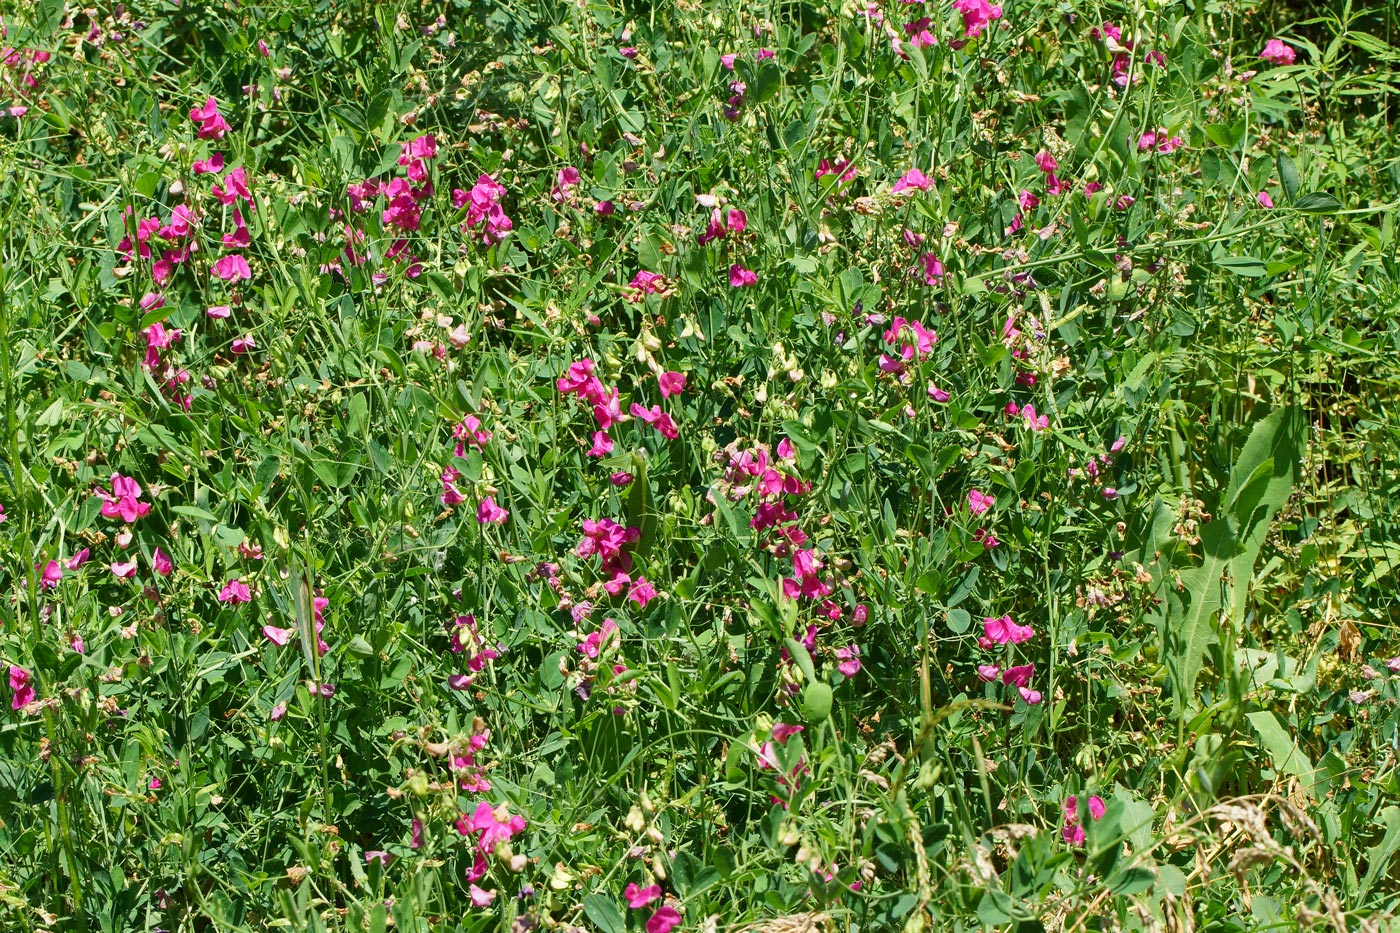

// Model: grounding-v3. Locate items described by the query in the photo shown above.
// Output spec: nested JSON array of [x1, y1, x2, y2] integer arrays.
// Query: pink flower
[[110, 559, 138, 579], [1260, 39, 1296, 65], [977, 664, 1000, 682], [477, 496, 509, 524], [1257, 190, 1274, 208], [453, 414, 492, 456], [39, 559, 62, 590], [1062, 822, 1085, 846], [10, 666, 35, 709], [927, 383, 951, 402], [891, 168, 933, 194], [630, 403, 680, 440], [212, 166, 253, 206], [189, 97, 230, 139], [100, 473, 152, 523], [207, 305, 231, 319], [920, 253, 944, 285], [441, 467, 466, 506], [903, 17, 938, 49], [66, 549, 90, 569], [1018, 404, 1049, 431], [625, 883, 662, 909], [193, 152, 225, 175], [610, 471, 634, 486], [577, 619, 620, 659], [212, 253, 251, 282], [629, 577, 658, 608], [219, 578, 252, 603], [152, 548, 174, 577], [953, 0, 1003, 38], [658, 371, 687, 398], [646, 907, 682, 933], [980, 614, 1034, 646], [627, 270, 668, 299], [469, 885, 496, 907], [1088, 795, 1106, 819], [587, 431, 615, 457], [729, 263, 758, 288], [460, 800, 527, 853], [967, 489, 995, 514], [231, 334, 256, 355], [835, 644, 862, 677], [1001, 663, 1034, 688], [263, 625, 294, 646]]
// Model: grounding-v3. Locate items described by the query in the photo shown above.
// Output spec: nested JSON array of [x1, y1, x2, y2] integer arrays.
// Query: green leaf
[[1166, 408, 1301, 709], [1246, 711, 1316, 796], [581, 894, 625, 933], [783, 639, 816, 683], [1293, 191, 1341, 214], [1276, 153, 1300, 201], [1107, 866, 1156, 895], [1216, 255, 1268, 277], [1360, 807, 1400, 900], [802, 681, 833, 722]]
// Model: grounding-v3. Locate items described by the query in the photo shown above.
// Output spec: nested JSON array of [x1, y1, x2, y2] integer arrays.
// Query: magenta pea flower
[[67, 549, 90, 569], [441, 467, 467, 506], [1062, 793, 1106, 845], [629, 577, 658, 608], [219, 578, 252, 603], [189, 96, 230, 139], [453, 414, 492, 455], [953, 0, 1003, 37], [630, 403, 680, 440], [967, 489, 995, 514], [110, 559, 139, 579], [263, 625, 294, 646], [1257, 190, 1274, 208], [469, 884, 496, 907], [10, 666, 35, 709], [658, 371, 687, 398], [646, 906, 682, 933], [152, 547, 174, 577], [39, 560, 62, 590], [212, 166, 253, 206], [1260, 39, 1296, 65], [476, 496, 509, 524], [729, 263, 758, 288], [587, 431, 615, 457], [193, 152, 225, 175], [212, 253, 251, 282], [100, 473, 152, 522], [891, 167, 933, 194], [1001, 663, 1034, 688], [835, 644, 862, 677], [625, 883, 662, 909], [980, 614, 1034, 646]]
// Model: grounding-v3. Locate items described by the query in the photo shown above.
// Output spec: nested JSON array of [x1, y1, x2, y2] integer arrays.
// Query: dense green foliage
[[2, 0, 1400, 930]]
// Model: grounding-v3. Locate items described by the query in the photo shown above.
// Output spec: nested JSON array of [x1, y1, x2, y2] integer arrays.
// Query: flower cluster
[[976, 615, 1042, 705]]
